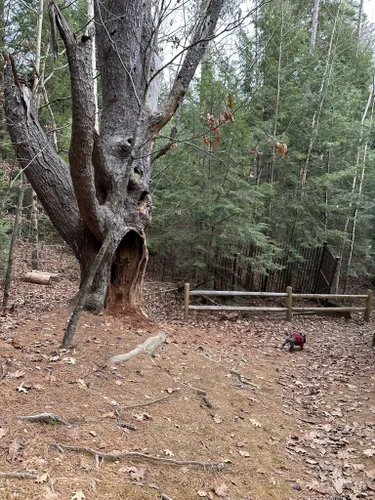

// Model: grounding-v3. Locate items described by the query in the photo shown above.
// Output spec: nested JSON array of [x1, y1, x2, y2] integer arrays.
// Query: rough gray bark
[[2, 173, 25, 309], [0, 0, 6, 159], [4, 0, 226, 316]]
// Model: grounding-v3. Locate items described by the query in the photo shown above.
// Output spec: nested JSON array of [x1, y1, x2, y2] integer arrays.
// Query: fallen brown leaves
[[0, 243, 374, 499]]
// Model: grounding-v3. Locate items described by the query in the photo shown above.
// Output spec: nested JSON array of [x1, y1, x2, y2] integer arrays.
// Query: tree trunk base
[[74, 229, 148, 316]]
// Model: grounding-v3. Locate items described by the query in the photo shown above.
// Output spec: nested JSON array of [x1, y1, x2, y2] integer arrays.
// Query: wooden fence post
[[286, 286, 293, 321], [364, 289, 373, 322], [184, 283, 190, 319]]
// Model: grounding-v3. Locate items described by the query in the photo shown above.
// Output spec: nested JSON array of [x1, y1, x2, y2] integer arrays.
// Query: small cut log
[[23, 271, 59, 285]]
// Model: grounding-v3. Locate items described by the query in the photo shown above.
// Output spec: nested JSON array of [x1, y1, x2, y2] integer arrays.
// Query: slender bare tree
[[310, 0, 320, 53], [356, 0, 364, 41], [343, 79, 375, 293], [2, 172, 25, 309]]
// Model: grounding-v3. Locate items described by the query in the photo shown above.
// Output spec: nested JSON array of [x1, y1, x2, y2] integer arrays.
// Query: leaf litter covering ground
[[0, 244, 374, 499]]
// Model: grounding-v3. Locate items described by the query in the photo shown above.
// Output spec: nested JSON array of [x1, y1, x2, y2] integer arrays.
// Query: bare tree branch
[[3, 57, 84, 254], [150, 0, 225, 134], [50, 1, 105, 240], [151, 124, 178, 162]]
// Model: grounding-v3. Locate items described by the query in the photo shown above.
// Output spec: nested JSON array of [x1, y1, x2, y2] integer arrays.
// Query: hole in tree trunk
[[138, 190, 149, 215], [105, 230, 147, 314]]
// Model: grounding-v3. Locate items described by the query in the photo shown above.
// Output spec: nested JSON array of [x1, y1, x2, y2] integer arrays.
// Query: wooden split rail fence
[[183, 284, 373, 322]]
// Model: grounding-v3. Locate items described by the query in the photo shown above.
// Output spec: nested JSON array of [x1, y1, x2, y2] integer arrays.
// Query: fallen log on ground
[[23, 271, 59, 285], [17, 412, 70, 426], [108, 331, 166, 365]]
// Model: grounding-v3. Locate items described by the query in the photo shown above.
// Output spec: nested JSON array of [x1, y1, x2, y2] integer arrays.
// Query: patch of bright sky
[[364, 0, 375, 23]]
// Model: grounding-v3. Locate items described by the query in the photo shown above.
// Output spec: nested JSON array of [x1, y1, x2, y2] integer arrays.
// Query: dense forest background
[[1, 0, 375, 294]]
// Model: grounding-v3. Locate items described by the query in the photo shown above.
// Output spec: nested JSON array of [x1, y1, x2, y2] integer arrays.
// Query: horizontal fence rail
[[183, 284, 373, 322]]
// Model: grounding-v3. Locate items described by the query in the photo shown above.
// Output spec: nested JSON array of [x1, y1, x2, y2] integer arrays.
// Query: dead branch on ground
[[113, 408, 137, 431], [17, 412, 71, 426], [0, 471, 39, 479], [230, 369, 261, 390], [120, 392, 178, 411], [108, 331, 166, 365], [54, 443, 228, 469], [202, 352, 222, 364]]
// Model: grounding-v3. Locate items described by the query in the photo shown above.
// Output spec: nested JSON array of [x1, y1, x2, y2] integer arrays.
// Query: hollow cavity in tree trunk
[[105, 230, 148, 314]]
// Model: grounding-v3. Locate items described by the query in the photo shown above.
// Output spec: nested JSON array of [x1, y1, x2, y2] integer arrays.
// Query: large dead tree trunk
[[4, 0, 226, 314]]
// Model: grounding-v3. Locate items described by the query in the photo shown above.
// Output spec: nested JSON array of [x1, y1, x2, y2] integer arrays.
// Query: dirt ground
[[0, 243, 374, 500]]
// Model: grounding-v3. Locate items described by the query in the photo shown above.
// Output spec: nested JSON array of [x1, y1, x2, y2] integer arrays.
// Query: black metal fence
[[148, 242, 338, 295], [209, 242, 338, 293]]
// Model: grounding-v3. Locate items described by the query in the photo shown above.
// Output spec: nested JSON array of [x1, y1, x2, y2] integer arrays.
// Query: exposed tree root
[[17, 413, 71, 426], [54, 443, 228, 470], [0, 471, 39, 479], [108, 331, 166, 365]]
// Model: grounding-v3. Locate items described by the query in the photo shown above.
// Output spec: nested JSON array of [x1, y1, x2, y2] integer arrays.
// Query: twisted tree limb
[[49, 1, 105, 239]]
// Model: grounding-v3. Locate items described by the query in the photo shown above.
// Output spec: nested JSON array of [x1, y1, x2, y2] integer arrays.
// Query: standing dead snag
[[4, 0, 227, 323]]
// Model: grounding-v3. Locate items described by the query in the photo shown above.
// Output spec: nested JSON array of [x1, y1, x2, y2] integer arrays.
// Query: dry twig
[[230, 369, 261, 390], [120, 392, 177, 410]]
